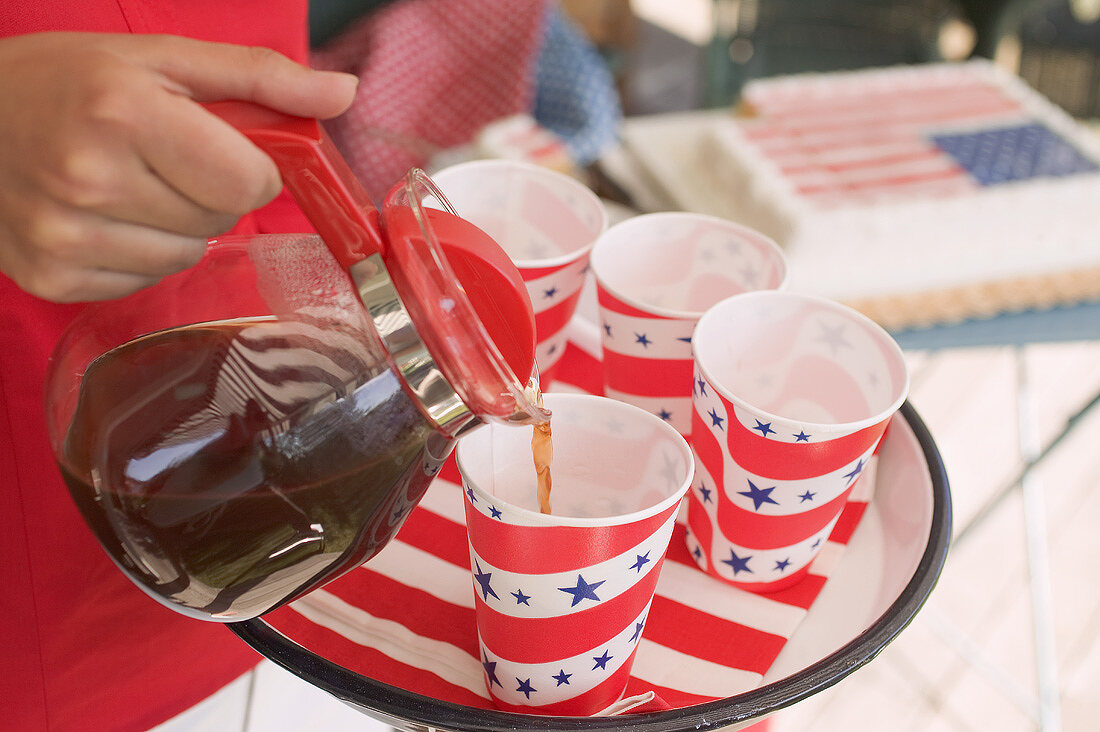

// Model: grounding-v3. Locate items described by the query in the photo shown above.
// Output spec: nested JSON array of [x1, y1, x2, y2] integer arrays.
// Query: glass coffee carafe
[[44, 105, 545, 622]]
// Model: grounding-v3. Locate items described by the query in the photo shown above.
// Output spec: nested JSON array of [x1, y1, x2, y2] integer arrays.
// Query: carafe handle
[[204, 100, 385, 270]]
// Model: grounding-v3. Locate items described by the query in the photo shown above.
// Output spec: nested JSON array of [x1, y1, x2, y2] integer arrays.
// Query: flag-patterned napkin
[[264, 338, 878, 712]]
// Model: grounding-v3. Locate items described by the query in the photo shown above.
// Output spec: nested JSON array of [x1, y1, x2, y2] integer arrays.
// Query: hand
[[0, 32, 358, 302]]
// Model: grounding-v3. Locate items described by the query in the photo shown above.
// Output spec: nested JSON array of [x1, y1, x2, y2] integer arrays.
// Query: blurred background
[[181, 3, 1099, 731], [310, 0, 1100, 118]]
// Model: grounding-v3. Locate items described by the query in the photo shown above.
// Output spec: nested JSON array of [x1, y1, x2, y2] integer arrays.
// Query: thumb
[[124, 34, 358, 119]]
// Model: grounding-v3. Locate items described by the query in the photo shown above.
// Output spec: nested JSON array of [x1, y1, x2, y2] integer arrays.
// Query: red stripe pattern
[[687, 356, 888, 588], [596, 286, 698, 437], [461, 459, 683, 713], [592, 214, 786, 437], [429, 160, 605, 386], [524, 256, 591, 380], [263, 340, 877, 716]]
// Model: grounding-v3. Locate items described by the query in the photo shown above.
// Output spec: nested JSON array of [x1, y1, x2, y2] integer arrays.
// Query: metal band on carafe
[[350, 253, 473, 434]]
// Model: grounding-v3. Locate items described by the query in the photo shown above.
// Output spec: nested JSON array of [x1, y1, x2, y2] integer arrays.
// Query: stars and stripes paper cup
[[590, 212, 787, 438], [455, 393, 693, 715], [431, 160, 607, 386], [687, 291, 908, 592]]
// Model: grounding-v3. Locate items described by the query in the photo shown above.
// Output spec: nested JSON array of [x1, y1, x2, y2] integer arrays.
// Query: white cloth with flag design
[[259, 335, 879, 714]]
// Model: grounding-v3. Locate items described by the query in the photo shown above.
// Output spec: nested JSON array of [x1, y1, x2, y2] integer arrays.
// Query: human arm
[[0, 32, 357, 302]]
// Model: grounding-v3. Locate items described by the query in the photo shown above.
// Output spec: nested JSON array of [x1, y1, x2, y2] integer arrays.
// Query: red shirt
[[0, 3, 312, 729]]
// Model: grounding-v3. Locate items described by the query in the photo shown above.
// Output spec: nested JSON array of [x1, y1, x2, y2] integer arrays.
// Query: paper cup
[[590, 212, 787, 438], [456, 393, 693, 715], [687, 291, 908, 592], [432, 160, 607, 386]]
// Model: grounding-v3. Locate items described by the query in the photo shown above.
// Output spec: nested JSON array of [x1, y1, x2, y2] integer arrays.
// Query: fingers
[[79, 217, 210, 279], [0, 202, 208, 302], [116, 36, 360, 223], [89, 35, 359, 222], [11, 38, 280, 233], [0, 32, 362, 303], [135, 90, 284, 217], [23, 268, 163, 304], [58, 141, 242, 238], [126, 35, 358, 120]]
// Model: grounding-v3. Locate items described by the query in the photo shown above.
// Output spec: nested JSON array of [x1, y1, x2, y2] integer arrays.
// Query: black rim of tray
[[231, 400, 952, 732]]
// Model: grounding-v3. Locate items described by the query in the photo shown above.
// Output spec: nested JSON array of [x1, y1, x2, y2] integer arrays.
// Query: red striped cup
[[590, 212, 787, 438], [432, 160, 607, 387], [687, 291, 909, 592], [456, 394, 693, 715]]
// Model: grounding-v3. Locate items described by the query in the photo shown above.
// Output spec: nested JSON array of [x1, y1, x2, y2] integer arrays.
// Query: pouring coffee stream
[[47, 102, 549, 622]]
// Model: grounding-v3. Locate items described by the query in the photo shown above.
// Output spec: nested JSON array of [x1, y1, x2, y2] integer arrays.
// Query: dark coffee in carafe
[[59, 316, 444, 620]]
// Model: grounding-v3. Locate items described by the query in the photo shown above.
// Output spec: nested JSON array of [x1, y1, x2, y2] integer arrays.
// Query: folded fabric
[[264, 339, 877, 712], [533, 5, 622, 165], [312, 0, 549, 201]]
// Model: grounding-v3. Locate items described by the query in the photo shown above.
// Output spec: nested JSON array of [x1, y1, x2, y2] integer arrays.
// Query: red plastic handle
[[204, 101, 385, 269]]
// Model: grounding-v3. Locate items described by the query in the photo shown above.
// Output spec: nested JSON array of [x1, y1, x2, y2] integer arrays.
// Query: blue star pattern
[[658, 408, 673, 421], [698, 483, 713, 503], [753, 420, 775, 437], [473, 560, 500, 601], [597, 308, 695, 360], [629, 552, 651, 572], [516, 677, 536, 699], [685, 486, 841, 586], [477, 606, 648, 706], [799, 490, 816, 503], [465, 486, 477, 504], [483, 654, 502, 688], [708, 408, 725, 429], [558, 574, 605, 607], [468, 525, 673, 618], [739, 480, 780, 511], [721, 549, 753, 575], [543, 286, 558, 299], [692, 528, 831, 583], [695, 377, 835, 447], [843, 458, 865, 485]]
